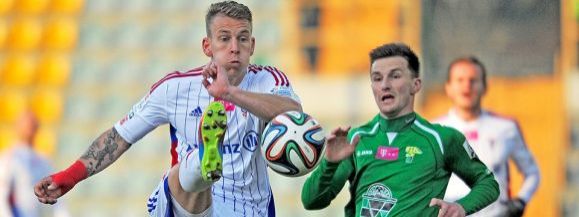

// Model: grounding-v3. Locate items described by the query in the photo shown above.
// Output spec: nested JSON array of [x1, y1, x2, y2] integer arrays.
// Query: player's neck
[[229, 70, 246, 86], [454, 107, 482, 122]]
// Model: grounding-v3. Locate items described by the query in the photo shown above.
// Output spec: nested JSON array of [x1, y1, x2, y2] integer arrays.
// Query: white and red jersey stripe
[[434, 109, 540, 217], [114, 64, 300, 216]]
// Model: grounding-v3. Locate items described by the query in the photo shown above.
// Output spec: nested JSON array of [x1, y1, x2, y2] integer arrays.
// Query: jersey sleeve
[[508, 122, 540, 202], [255, 66, 301, 104], [301, 131, 355, 210], [114, 81, 170, 144], [444, 129, 499, 214]]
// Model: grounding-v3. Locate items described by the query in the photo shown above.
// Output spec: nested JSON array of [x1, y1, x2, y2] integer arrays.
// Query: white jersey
[[0, 145, 70, 217], [114, 64, 300, 216], [435, 109, 540, 216]]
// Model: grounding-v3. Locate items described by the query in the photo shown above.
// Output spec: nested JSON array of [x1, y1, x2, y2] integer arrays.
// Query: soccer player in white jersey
[[34, 1, 302, 216], [435, 56, 540, 217], [0, 111, 70, 217]]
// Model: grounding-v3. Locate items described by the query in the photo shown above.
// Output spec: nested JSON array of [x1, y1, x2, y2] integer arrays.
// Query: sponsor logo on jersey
[[271, 86, 294, 98], [189, 106, 203, 117], [357, 150, 374, 157], [360, 183, 397, 217], [243, 131, 259, 152], [376, 146, 399, 161], [405, 146, 422, 163]]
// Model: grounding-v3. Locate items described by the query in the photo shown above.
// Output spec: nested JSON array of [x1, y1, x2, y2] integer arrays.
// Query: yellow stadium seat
[[0, 20, 7, 49], [42, 17, 78, 51], [36, 53, 71, 87], [0, 0, 14, 16], [0, 90, 28, 123], [1, 54, 37, 86], [7, 17, 42, 51], [0, 127, 16, 151], [30, 88, 63, 124], [50, 0, 84, 15], [15, 0, 49, 15], [34, 125, 56, 157]]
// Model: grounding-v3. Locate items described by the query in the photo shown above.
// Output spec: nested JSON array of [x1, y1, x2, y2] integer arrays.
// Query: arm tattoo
[[81, 128, 132, 176]]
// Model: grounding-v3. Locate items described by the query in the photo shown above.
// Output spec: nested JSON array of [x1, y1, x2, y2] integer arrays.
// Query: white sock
[[178, 148, 214, 192]]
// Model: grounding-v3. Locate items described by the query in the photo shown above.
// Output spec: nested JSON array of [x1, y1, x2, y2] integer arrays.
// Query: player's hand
[[429, 198, 466, 217], [502, 198, 525, 217], [324, 126, 359, 163], [202, 61, 231, 99], [34, 176, 65, 205]]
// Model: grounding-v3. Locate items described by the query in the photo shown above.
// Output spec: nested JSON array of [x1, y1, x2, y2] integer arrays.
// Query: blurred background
[[0, 0, 576, 216]]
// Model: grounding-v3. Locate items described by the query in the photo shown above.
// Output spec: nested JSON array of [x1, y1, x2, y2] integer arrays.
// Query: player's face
[[445, 62, 486, 110], [203, 15, 255, 77], [371, 56, 421, 118]]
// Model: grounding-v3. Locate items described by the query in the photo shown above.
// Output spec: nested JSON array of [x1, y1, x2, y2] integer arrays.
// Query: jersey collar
[[378, 112, 416, 132]]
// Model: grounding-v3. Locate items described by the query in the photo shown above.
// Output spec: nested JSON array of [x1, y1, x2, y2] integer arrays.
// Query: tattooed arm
[[34, 128, 132, 204], [80, 128, 131, 176]]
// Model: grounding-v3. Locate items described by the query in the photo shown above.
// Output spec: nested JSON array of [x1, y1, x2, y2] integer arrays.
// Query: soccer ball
[[260, 111, 326, 177]]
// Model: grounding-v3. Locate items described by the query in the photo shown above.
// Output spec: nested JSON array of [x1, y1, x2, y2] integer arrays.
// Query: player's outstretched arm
[[301, 127, 358, 210], [202, 62, 302, 121], [34, 127, 131, 204]]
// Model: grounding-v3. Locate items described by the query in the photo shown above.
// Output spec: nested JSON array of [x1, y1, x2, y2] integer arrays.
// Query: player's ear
[[202, 37, 212, 57], [250, 37, 255, 56], [411, 77, 421, 95]]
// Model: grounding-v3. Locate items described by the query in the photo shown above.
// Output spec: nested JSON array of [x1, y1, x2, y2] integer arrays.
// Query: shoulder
[[248, 64, 291, 86], [413, 115, 464, 145], [349, 115, 381, 138], [484, 111, 520, 132], [149, 66, 204, 93]]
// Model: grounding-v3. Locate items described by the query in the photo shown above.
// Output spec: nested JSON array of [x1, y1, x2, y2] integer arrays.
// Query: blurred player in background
[[301, 43, 499, 217], [436, 56, 540, 217], [34, 1, 302, 216], [0, 111, 70, 217]]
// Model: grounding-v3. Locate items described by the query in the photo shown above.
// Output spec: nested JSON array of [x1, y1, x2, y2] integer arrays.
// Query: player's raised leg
[[199, 101, 227, 181], [153, 101, 227, 216]]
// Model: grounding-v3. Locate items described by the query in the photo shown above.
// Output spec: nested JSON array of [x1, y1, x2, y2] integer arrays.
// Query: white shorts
[[147, 176, 276, 217], [147, 176, 212, 217]]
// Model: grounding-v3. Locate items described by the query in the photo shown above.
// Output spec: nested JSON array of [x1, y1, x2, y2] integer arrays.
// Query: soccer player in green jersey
[[301, 43, 499, 217]]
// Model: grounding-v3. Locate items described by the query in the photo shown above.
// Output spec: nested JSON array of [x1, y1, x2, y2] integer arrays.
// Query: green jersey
[[301, 112, 499, 216]]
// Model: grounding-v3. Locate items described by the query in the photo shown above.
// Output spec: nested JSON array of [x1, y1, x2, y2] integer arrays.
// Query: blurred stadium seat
[[14, 0, 49, 15], [7, 17, 43, 51], [1, 54, 37, 87], [0, 20, 7, 49], [36, 52, 71, 87], [42, 16, 78, 50], [0, 0, 14, 15], [0, 89, 29, 123], [30, 88, 64, 124], [50, 0, 84, 15]]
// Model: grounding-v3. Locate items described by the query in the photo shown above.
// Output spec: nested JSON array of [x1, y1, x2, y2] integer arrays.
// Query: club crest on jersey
[[376, 146, 399, 161], [214, 98, 235, 111], [405, 146, 422, 163], [242, 131, 259, 152], [360, 183, 397, 217]]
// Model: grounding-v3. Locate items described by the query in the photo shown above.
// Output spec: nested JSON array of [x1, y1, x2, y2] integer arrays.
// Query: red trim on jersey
[[264, 66, 280, 86], [149, 67, 204, 94], [169, 126, 179, 166], [274, 67, 290, 86]]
